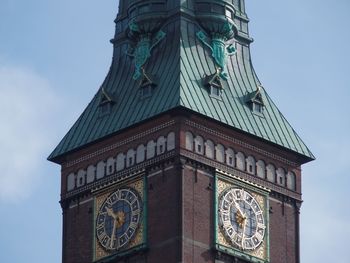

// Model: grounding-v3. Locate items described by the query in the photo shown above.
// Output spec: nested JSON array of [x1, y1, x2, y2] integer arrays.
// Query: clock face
[[219, 188, 266, 251], [96, 187, 142, 251]]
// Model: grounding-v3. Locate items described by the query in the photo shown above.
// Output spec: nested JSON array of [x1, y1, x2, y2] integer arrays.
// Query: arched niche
[[216, 144, 225, 163], [185, 131, 194, 151], [226, 148, 235, 167], [86, 165, 96, 184], [236, 152, 245, 171], [157, 136, 166, 155], [126, 149, 136, 168], [96, 161, 106, 179], [266, 164, 276, 183], [167, 132, 175, 151], [194, 135, 204, 155], [256, 160, 266, 179], [146, 140, 156, 159], [205, 139, 214, 159], [76, 169, 86, 187], [106, 157, 115, 176], [276, 167, 286, 186], [67, 173, 75, 191], [246, 155, 256, 175], [116, 153, 125, 171], [287, 171, 296, 191], [136, 144, 146, 163]]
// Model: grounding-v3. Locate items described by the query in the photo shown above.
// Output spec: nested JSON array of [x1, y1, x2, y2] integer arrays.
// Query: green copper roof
[[48, 2, 314, 162]]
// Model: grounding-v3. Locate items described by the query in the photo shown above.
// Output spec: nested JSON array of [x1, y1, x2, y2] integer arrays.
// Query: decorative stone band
[[184, 130, 298, 194], [63, 120, 175, 168], [64, 150, 176, 200], [65, 131, 176, 196], [181, 149, 301, 201], [185, 120, 299, 167], [216, 169, 270, 193]]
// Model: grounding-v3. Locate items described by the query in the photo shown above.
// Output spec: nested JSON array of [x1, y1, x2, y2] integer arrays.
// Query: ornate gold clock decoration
[[216, 177, 269, 262], [94, 179, 145, 261]]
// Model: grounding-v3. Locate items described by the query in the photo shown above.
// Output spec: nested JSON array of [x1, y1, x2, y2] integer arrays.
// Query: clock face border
[[214, 172, 270, 263], [93, 176, 147, 262], [219, 188, 266, 251]]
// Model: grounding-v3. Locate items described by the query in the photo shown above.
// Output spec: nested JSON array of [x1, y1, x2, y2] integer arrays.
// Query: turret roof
[[48, 2, 314, 163]]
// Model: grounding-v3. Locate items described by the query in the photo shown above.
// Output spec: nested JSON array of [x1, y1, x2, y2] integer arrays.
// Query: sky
[[0, 1, 349, 262]]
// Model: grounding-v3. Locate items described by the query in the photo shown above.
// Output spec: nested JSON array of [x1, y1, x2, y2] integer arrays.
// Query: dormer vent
[[205, 69, 223, 99], [246, 86, 265, 115], [139, 68, 157, 99], [99, 87, 115, 117]]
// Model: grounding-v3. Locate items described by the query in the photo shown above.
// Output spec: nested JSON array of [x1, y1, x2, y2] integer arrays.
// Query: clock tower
[[48, 1, 314, 263]]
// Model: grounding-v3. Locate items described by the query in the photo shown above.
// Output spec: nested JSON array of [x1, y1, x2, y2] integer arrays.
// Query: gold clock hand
[[115, 211, 126, 228], [106, 207, 117, 219], [232, 199, 245, 219], [241, 216, 247, 250], [110, 219, 117, 249]]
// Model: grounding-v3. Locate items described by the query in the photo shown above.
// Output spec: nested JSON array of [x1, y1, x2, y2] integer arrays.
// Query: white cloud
[[0, 65, 60, 202]]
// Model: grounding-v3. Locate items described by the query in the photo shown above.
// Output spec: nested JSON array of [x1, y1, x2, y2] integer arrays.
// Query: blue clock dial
[[96, 187, 142, 251]]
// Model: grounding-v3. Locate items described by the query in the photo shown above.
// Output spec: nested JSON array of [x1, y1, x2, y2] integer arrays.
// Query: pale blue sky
[[0, 1, 349, 262]]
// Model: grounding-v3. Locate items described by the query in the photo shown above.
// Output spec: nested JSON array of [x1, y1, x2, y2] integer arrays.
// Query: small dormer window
[[210, 85, 221, 97], [139, 68, 157, 99], [253, 102, 264, 114], [100, 103, 111, 116], [140, 85, 153, 98], [246, 86, 265, 116], [205, 69, 223, 99], [99, 87, 115, 117]]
